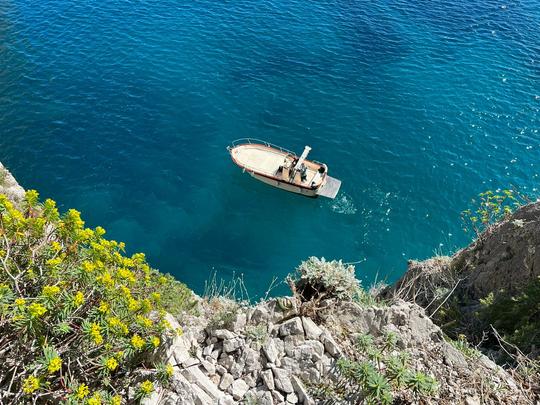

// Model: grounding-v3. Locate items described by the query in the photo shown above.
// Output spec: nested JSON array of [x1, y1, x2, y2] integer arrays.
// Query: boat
[[227, 138, 342, 199]]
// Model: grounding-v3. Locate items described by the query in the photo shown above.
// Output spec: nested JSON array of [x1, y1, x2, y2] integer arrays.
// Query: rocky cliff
[[144, 292, 530, 404], [0, 163, 537, 404]]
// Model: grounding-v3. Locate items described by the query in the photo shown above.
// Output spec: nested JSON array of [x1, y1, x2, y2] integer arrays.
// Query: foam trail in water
[[330, 193, 357, 215]]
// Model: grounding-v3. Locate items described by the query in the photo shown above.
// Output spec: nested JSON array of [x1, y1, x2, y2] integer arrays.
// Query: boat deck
[[230, 143, 324, 187], [231, 144, 286, 176]]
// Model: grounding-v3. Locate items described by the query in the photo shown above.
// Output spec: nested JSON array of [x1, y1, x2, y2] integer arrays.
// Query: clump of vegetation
[[0, 191, 195, 403], [203, 271, 249, 330], [288, 257, 361, 301], [309, 332, 438, 404], [446, 334, 481, 359], [461, 189, 527, 238]]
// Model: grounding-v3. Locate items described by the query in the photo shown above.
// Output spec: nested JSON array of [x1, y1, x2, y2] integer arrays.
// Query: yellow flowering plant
[[0, 191, 196, 402]]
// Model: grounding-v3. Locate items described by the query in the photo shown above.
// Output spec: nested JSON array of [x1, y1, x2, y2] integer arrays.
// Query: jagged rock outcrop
[[0, 163, 24, 205], [455, 202, 540, 298], [146, 297, 527, 405], [388, 201, 540, 307]]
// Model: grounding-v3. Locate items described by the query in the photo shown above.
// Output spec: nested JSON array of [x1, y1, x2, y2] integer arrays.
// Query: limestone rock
[[273, 368, 294, 394], [230, 379, 249, 400], [263, 338, 280, 363], [0, 163, 25, 205], [279, 317, 304, 337], [261, 369, 275, 390], [219, 373, 234, 390], [320, 331, 342, 358], [291, 376, 314, 405], [301, 317, 323, 340], [213, 329, 236, 340], [223, 337, 243, 353], [286, 392, 298, 404], [243, 347, 261, 373]]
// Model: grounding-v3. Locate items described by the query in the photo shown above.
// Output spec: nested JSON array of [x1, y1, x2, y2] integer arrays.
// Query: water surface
[[1, 0, 539, 296]]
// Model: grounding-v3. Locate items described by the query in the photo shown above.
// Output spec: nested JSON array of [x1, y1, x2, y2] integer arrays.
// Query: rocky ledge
[[147, 296, 527, 404]]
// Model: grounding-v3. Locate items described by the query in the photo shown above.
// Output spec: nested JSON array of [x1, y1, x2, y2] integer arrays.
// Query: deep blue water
[[1, 0, 539, 297]]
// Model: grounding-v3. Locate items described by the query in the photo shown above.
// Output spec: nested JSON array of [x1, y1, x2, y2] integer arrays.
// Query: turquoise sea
[[1, 0, 539, 297]]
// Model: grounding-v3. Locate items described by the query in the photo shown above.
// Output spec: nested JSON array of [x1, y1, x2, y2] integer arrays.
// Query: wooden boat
[[227, 138, 341, 198]]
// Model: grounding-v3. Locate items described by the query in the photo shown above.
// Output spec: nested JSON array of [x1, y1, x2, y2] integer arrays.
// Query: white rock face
[[0, 162, 25, 205], [219, 373, 234, 390], [147, 291, 527, 404], [279, 317, 304, 337], [272, 368, 294, 394], [262, 338, 280, 363], [223, 337, 243, 353], [301, 317, 323, 340], [229, 379, 249, 400]]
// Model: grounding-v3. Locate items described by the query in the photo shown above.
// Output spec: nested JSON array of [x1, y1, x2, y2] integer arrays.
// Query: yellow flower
[[98, 301, 109, 314], [141, 299, 152, 313], [76, 228, 94, 241], [131, 334, 145, 350], [105, 357, 118, 371], [76, 384, 90, 399], [82, 261, 96, 273], [107, 317, 128, 335], [73, 291, 84, 306], [150, 292, 161, 302], [46, 257, 62, 268], [166, 364, 174, 377], [48, 356, 62, 373], [51, 241, 62, 252], [99, 272, 114, 287], [128, 298, 140, 312], [150, 336, 160, 348], [15, 298, 26, 307], [119, 285, 131, 298], [110, 395, 122, 405], [117, 268, 135, 284], [176, 326, 184, 336], [136, 315, 153, 328], [22, 375, 40, 394], [42, 285, 61, 297], [139, 380, 154, 395], [95, 226, 106, 237], [28, 303, 47, 318], [87, 393, 102, 405], [90, 323, 103, 345], [115, 351, 124, 359]]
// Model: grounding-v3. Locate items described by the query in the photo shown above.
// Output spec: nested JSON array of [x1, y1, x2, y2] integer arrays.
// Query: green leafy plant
[[0, 191, 195, 403], [309, 332, 438, 404], [461, 189, 527, 238]]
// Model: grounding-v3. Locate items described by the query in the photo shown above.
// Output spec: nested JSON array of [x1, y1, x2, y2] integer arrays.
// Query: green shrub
[[288, 257, 361, 301], [0, 191, 195, 403]]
